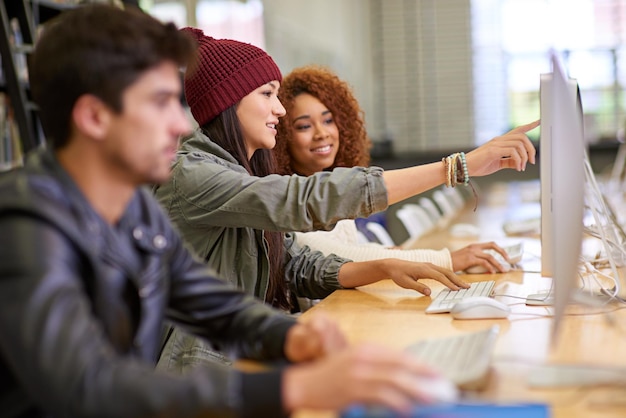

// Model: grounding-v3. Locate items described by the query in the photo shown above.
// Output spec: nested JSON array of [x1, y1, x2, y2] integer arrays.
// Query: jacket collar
[[26, 148, 152, 237], [178, 129, 239, 165]]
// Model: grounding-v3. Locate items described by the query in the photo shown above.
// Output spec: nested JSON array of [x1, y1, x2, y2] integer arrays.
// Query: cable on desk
[[489, 293, 626, 320], [578, 260, 626, 306]]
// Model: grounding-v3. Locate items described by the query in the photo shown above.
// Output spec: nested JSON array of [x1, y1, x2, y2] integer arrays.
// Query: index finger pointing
[[508, 119, 540, 134]]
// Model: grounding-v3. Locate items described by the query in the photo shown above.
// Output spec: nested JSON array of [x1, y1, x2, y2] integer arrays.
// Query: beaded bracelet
[[442, 152, 479, 211]]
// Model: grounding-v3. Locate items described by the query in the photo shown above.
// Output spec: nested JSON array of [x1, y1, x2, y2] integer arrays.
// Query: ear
[[71, 94, 112, 141]]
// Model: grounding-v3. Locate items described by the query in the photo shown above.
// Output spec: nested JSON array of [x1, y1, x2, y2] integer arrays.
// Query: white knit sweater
[[294, 219, 453, 270]]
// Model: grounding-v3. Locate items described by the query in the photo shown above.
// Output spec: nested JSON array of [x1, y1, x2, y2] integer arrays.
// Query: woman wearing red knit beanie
[[154, 26, 538, 404]]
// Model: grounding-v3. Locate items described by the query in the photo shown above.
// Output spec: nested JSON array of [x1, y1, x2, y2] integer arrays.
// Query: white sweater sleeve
[[294, 220, 453, 270]]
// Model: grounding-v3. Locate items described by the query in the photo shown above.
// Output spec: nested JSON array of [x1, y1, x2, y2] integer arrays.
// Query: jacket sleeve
[[167, 158, 388, 232], [0, 215, 293, 418], [284, 233, 349, 299]]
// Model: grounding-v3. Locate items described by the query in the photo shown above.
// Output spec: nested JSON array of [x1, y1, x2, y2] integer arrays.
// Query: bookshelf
[[0, 0, 74, 171]]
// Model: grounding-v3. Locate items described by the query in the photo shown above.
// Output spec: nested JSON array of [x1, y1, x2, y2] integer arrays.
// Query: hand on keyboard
[[452, 242, 523, 274], [372, 259, 470, 296], [340, 327, 505, 417], [282, 343, 455, 414]]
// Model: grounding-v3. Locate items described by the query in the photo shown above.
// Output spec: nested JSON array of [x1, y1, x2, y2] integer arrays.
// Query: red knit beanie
[[181, 27, 282, 126]]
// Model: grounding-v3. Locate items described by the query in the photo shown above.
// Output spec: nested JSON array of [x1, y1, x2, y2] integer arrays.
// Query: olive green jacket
[[154, 129, 388, 301]]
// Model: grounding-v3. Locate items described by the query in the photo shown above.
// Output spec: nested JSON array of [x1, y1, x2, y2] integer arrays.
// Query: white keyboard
[[425, 280, 496, 314], [406, 325, 500, 390]]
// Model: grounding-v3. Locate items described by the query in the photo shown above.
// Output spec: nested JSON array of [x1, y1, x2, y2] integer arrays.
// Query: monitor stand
[[525, 288, 615, 307], [525, 292, 554, 306]]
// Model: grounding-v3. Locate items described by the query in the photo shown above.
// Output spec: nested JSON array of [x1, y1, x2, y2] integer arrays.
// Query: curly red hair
[[275, 65, 372, 175]]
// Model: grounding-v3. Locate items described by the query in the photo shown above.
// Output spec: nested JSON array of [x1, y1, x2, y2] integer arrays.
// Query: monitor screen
[[539, 53, 586, 340]]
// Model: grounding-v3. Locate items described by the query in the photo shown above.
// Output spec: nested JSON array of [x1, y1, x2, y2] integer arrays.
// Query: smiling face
[[287, 93, 340, 176], [236, 81, 286, 159], [102, 61, 191, 185]]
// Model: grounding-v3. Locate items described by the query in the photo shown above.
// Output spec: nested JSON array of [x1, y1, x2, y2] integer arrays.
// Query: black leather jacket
[[0, 149, 296, 418]]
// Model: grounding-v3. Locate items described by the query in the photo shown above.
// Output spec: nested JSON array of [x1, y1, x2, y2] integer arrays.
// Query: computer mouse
[[464, 242, 523, 274], [449, 223, 481, 238], [450, 297, 511, 320], [414, 375, 460, 403]]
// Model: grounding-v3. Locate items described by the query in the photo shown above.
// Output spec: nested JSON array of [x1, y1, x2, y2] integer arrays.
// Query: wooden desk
[[294, 182, 626, 418]]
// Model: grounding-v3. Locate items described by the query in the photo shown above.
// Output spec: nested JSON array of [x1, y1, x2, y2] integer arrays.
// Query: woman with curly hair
[[275, 65, 514, 273], [274, 66, 371, 175]]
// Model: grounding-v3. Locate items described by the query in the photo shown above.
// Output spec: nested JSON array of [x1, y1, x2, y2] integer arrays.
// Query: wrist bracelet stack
[[441, 152, 479, 211], [442, 152, 469, 187]]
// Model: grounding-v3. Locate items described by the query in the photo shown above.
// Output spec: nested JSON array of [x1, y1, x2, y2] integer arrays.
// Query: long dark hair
[[201, 106, 290, 310]]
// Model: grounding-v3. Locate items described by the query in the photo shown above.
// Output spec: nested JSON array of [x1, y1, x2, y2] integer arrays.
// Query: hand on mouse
[[451, 241, 510, 273], [281, 344, 442, 414]]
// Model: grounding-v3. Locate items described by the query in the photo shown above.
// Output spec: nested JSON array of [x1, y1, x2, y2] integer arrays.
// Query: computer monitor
[[538, 53, 586, 339]]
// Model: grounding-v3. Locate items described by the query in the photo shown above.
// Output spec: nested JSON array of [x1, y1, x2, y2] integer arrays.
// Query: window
[[147, 0, 265, 48], [196, 0, 265, 47], [473, 0, 626, 144]]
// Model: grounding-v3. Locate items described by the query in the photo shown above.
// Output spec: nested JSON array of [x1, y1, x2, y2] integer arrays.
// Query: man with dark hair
[[0, 4, 442, 418]]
